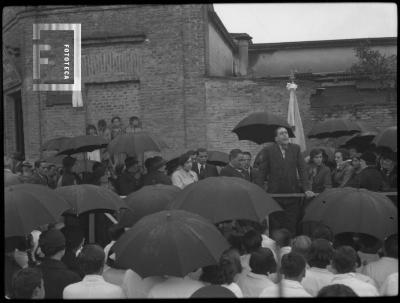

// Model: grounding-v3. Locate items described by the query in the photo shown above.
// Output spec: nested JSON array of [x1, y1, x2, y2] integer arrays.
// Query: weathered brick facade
[[3, 5, 397, 164]]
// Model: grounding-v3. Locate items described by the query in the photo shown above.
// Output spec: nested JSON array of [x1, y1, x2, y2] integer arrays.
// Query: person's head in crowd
[[129, 116, 141, 128], [78, 244, 106, 276], [221, 248, 243, 277], [144, 157, 153, 172], [333, 232, 359, 250], [307, 239, 334, 269], [383, 234, 398, 259], [249, 247, 277, 276], [34, 160, 48, 176], [275, 127, 290, 146], [86, 124, 98, 136], [280, 252, 307, 282], [291, 235, 312, 261], [196, 148, 208, 166], [242, 151, 252, 170], [272, 228, 292, 248], [11, 267, 45, 299], [334, 149, 350, 166], [179, 153, 193, 172], [311, 224, 334, 243], [229, 149, 244, 170], [317, 284, 358, 297], [351, 154, 362, 171], [331, 246, 359, 274], [62, 227, 85, 256], [227, 233, 244, 255], [125, 156, 140, 173], [97, 119, 107, 131], [360, 151, 377, 168], [149, 156, 167, 173], [200, 264, 226, 285], [191, 285, 236, 298], [5, 236, 30, 268], [347, 145, 359, 159], [111, 116, 121, 128], [309, 148, 324, 167], [62, 156, 76, 172], [357, 234, 381, 254], [21, 161, 33, 176], [186, 150, 197, 163], [38, 229, 66, 260], [380, 151, 396, 172], [46, 164, 57, 177], [242, 229, 262, 254], [4, 155, 14, 170]]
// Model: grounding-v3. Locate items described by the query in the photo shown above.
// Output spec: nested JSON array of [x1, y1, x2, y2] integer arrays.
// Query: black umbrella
[[372, 126, 397, 153], [308, 118, 362, 139], [56, 135, 108, 156], [232, 112, 295, 144], [207, 150, 229, 166]]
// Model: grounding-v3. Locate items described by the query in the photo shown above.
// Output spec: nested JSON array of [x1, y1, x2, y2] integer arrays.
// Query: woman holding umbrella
[[331, 149, 354, 188]]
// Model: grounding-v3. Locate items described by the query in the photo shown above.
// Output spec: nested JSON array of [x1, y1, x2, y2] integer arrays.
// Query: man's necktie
[[200, 165, 205, 179]]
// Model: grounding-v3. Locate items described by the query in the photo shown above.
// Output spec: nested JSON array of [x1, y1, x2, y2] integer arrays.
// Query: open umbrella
[[169, 177, 282, 223], [302, 187, 397, 240], [232, 112, 295, 144], [118, 184, 181, 227], [113, 210, 230, 278], [372, 126, 397, 152], [5, 184, 71, 237], [40, 136, 72, 152], [207, 150, 229, 166], [308, 118, 362, 139], [57, 135, 108, 156], [55, 184, 127, 215], [108, 132, 167, 156], [337, 122, 378, 151]]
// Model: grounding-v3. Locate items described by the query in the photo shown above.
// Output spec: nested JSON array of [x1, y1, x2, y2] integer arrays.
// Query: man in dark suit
[[191, 148, 219, 180], [258, 127, 315, 235], [30, 160, 49, 186], [219, 149, 250, 181], [242, 151, 264, 188]]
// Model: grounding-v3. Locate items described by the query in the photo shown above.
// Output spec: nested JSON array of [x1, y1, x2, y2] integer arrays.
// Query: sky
[[214, 3, 397, 43]]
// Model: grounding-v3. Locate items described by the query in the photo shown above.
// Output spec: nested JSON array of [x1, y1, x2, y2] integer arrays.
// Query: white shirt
[[330, 273, 379, 297], [237, 272, 276, 297], [357, 251, 380, 267], [102, 267, 127, 286], [103, 240, 116, 264], [361, 257, 398, 288], [63, 274, 126, 299], [122, 270, 165, 298], [171, 168, 198, 189], [259, 279, 312, 298], [301, 267, 334, 297], [147, 276, 205, 298], [261, 234, 278, 263], [380, 272, 398, 296]]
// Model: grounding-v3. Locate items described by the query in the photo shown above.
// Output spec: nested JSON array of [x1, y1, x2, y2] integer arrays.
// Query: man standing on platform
[[192, 148, 219, 180], [258, 127, 315, 235]]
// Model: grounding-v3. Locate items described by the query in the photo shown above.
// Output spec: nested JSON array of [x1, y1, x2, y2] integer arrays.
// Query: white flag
[[287, 82, 306, 152]]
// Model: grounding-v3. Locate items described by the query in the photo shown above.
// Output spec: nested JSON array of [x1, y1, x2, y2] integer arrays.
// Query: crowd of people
[[4, 125, 398, 298]]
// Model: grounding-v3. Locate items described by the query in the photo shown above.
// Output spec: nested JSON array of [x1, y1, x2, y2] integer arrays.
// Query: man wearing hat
[[18, 161, 34, 183], [117, 156, 144, 195], [346, 151, 384, 191], [37, 229, 81, 298], [143, 156, 172, 185]]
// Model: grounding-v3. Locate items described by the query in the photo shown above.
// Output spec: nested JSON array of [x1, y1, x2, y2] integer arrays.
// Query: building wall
[[205, 78, 397, 161], [3, 5, 209, 161], [249, 44, 397, 77], [208, 22, 234, 76]]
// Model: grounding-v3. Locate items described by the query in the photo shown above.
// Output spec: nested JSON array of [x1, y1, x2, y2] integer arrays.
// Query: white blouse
[[171, 168, 198, 189]]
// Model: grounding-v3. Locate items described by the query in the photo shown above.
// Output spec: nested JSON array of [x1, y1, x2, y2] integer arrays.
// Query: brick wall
[[205, 77, 397, 162]]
